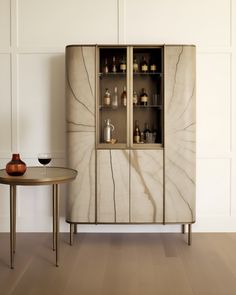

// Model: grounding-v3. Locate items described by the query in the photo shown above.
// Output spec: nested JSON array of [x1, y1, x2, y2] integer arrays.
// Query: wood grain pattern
[[66, 46, 96, 223], [165, 45, 196, 223], [1, 233, 236, 295]]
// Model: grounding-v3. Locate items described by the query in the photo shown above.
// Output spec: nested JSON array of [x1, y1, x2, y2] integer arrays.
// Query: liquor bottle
[[133, 91, 138, 105], [112, 56, 117, 73], [140, 88, 148, 106], [103, 88, 111, 106], [133, 56, 139, 72], [120, 56, 126, 72], [103, 58, 109, 74], [111, 86, 118, 108], [150, 60, 157, 72], [140, 56, 148, 72], [121, 86, 127, 107], [133, 120, 141, 143], [143, 122, 151, 143]]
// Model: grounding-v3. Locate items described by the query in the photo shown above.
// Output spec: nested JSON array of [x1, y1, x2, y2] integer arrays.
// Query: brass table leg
[[181, 224, 185, 234], [10, 185, 16, 269], [188, 224, 192, 246], [55, 184, 59, 267], [70, 223, 73, 246], [52, 184, 56, 251], [74, 224, 77, 234], [13, 186, 16, 254]]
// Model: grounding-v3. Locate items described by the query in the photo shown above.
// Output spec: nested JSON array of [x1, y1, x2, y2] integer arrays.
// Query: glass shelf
[[99, 105, 127, 110], [133, 105, 162, 109], [99, 72, 126, 77], [133, 72, 162, 76]]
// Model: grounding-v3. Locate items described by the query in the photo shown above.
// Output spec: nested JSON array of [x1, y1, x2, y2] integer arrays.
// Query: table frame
[[0, 166, 77, 269], [9, 183, 60, 269]]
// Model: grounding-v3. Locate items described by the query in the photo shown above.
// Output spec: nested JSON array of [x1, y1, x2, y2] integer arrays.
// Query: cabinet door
[[130, 150, 163, 223], [97, 150, 129, 223], [164, 45, 196, 223], [66, 46, 96, 223]]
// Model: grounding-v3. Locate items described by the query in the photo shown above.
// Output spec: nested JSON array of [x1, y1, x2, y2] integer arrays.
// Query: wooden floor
[[1, 233, 236, 295]]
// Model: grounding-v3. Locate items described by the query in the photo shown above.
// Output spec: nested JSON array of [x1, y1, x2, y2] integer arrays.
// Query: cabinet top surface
[[65, 44, 196, 48]]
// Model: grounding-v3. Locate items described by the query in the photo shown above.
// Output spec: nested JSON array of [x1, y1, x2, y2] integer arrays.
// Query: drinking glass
[[38, 153, 51, 175]]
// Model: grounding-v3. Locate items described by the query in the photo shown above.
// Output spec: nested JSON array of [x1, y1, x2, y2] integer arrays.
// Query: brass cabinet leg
[[52, 184, 56, 251], [13, 187, 16, 254], [70, 223, 73, 246], [74, 224, 77, 234], [10, 185, 16, 269], [182, 224, 185, 234], [188, 224, 192, 246], [55, 184, 60, 267]]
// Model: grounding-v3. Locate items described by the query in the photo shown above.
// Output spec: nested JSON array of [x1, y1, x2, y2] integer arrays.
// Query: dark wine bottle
[[140, 56, 148, 72], [140, 88, 148, 106]]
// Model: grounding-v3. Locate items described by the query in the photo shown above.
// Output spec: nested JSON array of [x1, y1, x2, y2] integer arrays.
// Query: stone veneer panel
[[165, 45, 196, 223], [66, 46, 96, 222]]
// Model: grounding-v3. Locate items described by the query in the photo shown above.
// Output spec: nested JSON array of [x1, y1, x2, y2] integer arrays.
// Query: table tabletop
[[0, 166, 77, 186]]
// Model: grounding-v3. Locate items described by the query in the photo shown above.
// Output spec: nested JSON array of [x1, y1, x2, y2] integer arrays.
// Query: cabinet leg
[[74, 224, 77, 235], [70, 224, 73, 246], [181, 224, 185, 234], [188, 224, 192, 246]]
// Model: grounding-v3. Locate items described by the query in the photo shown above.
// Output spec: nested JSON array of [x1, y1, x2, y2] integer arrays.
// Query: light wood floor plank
[[1, 233, 236, 295]]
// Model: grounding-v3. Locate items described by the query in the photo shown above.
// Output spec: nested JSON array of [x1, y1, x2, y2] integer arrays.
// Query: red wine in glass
[[38, 153, 51, 174]]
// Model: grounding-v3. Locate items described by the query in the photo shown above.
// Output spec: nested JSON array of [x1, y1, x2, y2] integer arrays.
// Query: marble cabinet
[[66, 45, 196, 227], [164, 46, 196, 223], [130, 150, 163, 223]]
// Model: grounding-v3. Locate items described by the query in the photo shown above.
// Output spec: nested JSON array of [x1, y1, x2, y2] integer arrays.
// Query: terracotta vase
[[6, 154, 27, 176]]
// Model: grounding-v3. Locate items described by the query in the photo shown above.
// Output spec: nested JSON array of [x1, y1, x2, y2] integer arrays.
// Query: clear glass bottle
[[133, 91, 138, 105], [103, 88, 111, 106], [120, 56, 126, 72], [133, 56, 139, 72], [121, 86, 127, 107], [140, 88, 148, 106], [144, 122, 151, 143], [140, 56, 148, 72], [103, 58, 109, 74], [112, 56, 117, 73], [133, 120, 141, 143], [112, 86, 118, 108]]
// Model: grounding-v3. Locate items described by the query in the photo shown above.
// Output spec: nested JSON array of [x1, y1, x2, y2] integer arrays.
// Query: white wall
[[0, 0, 235, 232]]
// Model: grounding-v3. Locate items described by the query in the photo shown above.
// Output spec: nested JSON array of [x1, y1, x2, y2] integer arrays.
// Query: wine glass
[[38, 153, 52, 175]]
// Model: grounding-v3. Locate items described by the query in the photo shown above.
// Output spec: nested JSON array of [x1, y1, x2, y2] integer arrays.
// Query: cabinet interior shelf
[[99, 72, 162, 77], [99, 105, 162, 110]]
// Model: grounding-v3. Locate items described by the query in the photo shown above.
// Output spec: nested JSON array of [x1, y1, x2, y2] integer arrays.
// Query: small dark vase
[[6, 154, 27, 176]]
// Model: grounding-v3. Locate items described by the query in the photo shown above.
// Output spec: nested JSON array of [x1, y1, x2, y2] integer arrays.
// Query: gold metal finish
[[52, 184, 56, 251], [188, 224, 192, 246], [55, 184, 59, 267], [10, 185, 15, 269], [182, 224, 185, 234], [0, 167, 77, 268], [13, 186, 16, 254], [70, 223, 73, 246], [0, 166, 77, 186]]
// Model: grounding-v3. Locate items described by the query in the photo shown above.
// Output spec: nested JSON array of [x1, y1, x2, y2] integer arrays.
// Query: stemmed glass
[[38, 153, 52, 175]]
